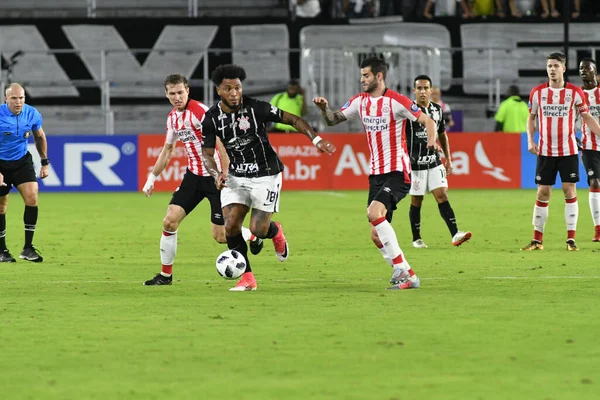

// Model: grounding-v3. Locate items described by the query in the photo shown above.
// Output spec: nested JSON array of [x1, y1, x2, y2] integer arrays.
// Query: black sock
[[226, 233, 252, 272], [438, 201, 458, 237], [0, 213, 6, 251], [24, 206, 38, 248], [264, 221, 279, 239], [409, 205, 422, 241]]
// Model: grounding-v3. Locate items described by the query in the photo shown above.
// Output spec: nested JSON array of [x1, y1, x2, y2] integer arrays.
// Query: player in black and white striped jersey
[[405, 75, 471, 249], [201, 64, 335, 291]]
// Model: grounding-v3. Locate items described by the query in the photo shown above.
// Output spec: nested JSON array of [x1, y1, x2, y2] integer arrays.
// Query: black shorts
[[0, 152, 37, 196], [535, 155, 579, 186], [581, 150, 600, 184], [367, 171, 411, 222], [170, 169, 224, 225]]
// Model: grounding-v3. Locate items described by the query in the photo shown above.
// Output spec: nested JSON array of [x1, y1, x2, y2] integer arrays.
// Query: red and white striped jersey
[[581, 85, 600, 151], [340, 89, 421, 177], [529, 82, 589, 157], [165, 99, 221, 176]]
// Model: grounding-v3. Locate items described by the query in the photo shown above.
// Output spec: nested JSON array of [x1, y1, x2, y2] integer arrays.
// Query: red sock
[[533, 230, 543, 242], [567, 230, 576, 240], [392, 254, 404, 265], [161, 264, 173, 275], [250, 234, 257, 241], [407, 268, 415, 277]]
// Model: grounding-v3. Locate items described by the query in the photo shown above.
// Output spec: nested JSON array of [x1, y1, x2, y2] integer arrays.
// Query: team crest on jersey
[[183, 120, 192, 129], [237, 116, 251, 132], [270, 105, 279, 115], [23, 130, 31, 138], [565, 95, 572, 102], [382, 106, 390, 113], [430, 108, 440, 122]]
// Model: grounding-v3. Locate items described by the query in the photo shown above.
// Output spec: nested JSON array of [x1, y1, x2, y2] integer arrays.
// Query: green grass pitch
[[1, 189, 599, 400]]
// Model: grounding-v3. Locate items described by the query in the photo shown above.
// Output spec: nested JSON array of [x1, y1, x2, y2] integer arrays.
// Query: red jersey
[[528, 82, 589, 157], [581, 85, 600, 151], [340, 89, 422, 177], [165, 99, 221, 176]]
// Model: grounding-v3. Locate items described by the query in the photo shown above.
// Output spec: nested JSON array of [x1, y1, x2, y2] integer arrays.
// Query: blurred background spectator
[[270, 79, 307, 133], [424, 0, 459, 18], [431, 86, 455, 130], [295, 0, 322, 19], [494, 85, 529, 133], [343, 0, 374, 18]]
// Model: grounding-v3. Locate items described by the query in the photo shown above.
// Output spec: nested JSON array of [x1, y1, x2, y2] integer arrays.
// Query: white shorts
[[409, 164, 448, 196], [221, 172, 282, 212]]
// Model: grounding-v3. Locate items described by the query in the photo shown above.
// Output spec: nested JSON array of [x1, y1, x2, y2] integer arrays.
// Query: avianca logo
[[475, 141, 511, 182]]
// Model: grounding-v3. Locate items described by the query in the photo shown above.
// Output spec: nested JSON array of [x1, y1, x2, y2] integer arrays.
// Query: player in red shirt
[[522, 53, 600, 251], [313, 57, 438, 290], [141, 74, 262, 286], [578, 58, 600, 241]]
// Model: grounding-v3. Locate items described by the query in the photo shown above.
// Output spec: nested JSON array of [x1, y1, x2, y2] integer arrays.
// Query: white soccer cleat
[[452, 231, 472, 247], [412, 239, 428, 248]]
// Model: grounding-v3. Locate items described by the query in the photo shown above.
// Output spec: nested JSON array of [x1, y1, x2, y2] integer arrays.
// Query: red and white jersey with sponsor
[[581, 85, 600, 151], [165, 99, 221, 176], [340, 89, 422, 177], [529, 82, 589, 157]]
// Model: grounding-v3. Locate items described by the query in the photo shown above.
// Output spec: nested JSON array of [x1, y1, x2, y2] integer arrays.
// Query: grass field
[[1, 189, 599, 400]]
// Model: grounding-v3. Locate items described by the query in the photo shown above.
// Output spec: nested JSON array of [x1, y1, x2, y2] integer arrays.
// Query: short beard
[[364, 82, 378, 94], [222, 98, 241, 111]]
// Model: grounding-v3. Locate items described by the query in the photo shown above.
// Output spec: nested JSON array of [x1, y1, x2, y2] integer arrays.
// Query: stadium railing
[[1, 45, 598, 135]]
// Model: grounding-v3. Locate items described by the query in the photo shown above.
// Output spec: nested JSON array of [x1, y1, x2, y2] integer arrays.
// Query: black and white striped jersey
[[405, 101, 445, 171], [202, 96, 285, 178]]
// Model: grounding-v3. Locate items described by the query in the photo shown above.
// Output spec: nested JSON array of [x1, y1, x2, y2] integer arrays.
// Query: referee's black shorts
[[0, 152, 37, 196]]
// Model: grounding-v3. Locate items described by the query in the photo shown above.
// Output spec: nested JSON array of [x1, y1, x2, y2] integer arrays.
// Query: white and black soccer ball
[[215, 250, 247, 280]]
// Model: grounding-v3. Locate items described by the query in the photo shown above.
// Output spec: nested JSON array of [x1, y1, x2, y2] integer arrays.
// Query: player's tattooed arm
[[320, 108, 347, 126], [313, 96, 347, 126], [281, 112, 318, 141], [201, 147, 227, 189], [281, 111, 336, 155], [216, 137, 230, 175]]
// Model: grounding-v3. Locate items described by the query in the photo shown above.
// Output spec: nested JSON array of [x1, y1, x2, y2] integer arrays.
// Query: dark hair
[[547, 52, 566, 64], [507, 85, 520, 96], [360, 56, 387, 80], [413, 75, 432, 87], [580, 57, 597, 68], [164, 74, 188, 91], [211, 64, 247, 86]]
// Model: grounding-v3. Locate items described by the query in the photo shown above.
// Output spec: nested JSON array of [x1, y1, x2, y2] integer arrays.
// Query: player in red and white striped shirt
[[523, 53, 600, 251], [313, 56, 438, 290], [141, 74, 261, 286], [579, 58, 600, 241]]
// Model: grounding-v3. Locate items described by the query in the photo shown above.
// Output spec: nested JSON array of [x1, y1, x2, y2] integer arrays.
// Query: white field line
[[14, 276, 600, 284]]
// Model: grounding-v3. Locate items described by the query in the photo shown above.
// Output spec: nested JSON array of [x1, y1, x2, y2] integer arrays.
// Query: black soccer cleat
[[249, 238, 264, 255], [0, 249, 16, 263], [143, 273, 173, 286], [20, 246, 43, 262]]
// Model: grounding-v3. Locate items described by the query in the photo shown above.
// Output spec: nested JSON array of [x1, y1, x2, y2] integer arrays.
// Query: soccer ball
[[216, 250, 247, 280]]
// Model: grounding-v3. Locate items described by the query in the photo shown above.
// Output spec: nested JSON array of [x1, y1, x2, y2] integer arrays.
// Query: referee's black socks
[[0, 214, 6, 251], [24, 205, 38, 248]]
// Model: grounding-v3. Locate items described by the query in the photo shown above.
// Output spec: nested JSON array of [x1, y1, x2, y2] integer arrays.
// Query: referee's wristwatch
[[41, 158, 50, 166]]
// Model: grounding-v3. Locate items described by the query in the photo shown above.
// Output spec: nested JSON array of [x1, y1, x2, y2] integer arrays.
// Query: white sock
[[589, 192, 600, 226], [160, 229, 177, 276], [532, 200, 549, 234], [377, 246, 393, 267], [241, 227, 256, 242], [372, 218, 408, 271], [565, 197, 578, 234]]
